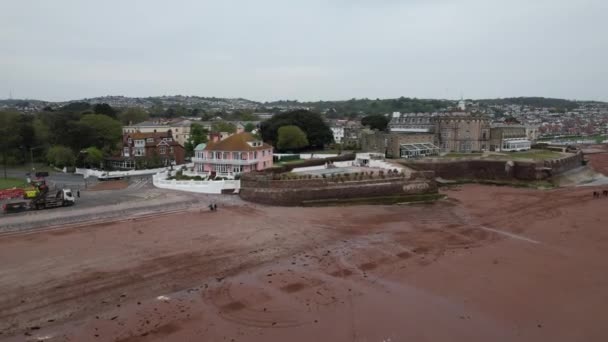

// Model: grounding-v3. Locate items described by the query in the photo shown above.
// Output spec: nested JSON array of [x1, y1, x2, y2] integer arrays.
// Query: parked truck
[[1, 180, 75, 213]]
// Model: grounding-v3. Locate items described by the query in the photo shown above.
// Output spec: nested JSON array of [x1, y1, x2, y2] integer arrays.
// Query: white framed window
[[135, 140, 145, 147], [169, 146, 174, 153], [146, 138, 154, 143], [127, 138, 132, 145], [123, 147, 129, 156], [159, 146, 166, 154]]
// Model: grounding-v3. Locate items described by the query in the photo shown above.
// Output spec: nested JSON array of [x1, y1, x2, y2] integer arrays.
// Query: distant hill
[[1, 95, 604, 114], [265, 97, 455, 116], [477, 97, 580, 110]]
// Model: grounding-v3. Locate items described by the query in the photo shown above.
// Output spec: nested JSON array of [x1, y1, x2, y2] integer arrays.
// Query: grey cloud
[[0, 0, 606, 102]]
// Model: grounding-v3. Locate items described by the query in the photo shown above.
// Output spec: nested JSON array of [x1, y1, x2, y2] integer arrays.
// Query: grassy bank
[[439, 178, 555, 189], [0, 178, 28, 190], [488, 150, 562, 161]]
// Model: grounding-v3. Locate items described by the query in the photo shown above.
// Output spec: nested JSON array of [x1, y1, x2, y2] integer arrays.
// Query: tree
[[149, 104, 165, 117], [94, 103, 118, 118], [33, 117, 50, 146], [184, 123, 209, 157], [211, 121, 237, 133], [0, 111, 22, 178], [60, 102, 91, 113], [118, 107, 149, 125], [361, 114, 390, 131], [46, 146, 75, 168], [260, 110, 333, 149], [277, 125, 309, 152], [78, 114, 122, 152], [83, 147, 104, 168], [244, 122, 256, 133]]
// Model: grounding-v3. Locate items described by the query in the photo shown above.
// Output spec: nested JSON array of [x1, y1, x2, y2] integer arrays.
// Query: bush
[[277, 155, 301, 162], [46, 146, 75, 168]]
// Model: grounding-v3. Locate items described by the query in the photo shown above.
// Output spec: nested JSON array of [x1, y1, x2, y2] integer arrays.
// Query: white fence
[[152, 172, 240, 194], [274, 153, 339, 160], [292, 161, 354, 173], [291, 153, 405, 174], [76, 167, 170, 179]]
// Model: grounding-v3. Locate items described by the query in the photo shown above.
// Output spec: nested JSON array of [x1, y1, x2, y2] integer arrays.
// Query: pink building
[[193, 132, 274, 178]]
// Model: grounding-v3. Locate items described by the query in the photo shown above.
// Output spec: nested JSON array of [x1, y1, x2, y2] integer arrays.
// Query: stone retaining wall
[[403, 153, 584, 181], [239, 174, 436, 206]]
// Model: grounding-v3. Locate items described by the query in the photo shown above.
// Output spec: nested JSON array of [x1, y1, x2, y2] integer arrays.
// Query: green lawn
[[303, 150, 356, 155], [443, 153, 483, 158], [490, 150, 562, 160], [0, 178, 28, 190]]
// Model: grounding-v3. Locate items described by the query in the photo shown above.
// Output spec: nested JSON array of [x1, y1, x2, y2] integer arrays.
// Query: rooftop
[[204, 132, 272, 152]]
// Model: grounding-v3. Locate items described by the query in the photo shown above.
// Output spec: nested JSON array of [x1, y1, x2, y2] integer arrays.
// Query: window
[[241, 152, 247, 160], [223, 152, 229, 159], [170, 146, 174, 154], [159, 146, 166, 154], [215, 152, 221, 159], [135, 148, 145, 156], [262, 150, 265, 157], [146, 138, 154, 143], [128, 138, 132, 144], [123, 147, 129, 156], [254, 151, 258, 159], [135, 140, 145, 147], [233, 152, 239, 160]]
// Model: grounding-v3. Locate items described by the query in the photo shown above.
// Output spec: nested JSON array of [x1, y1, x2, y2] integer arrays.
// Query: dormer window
[[146, 138, 154, 143]]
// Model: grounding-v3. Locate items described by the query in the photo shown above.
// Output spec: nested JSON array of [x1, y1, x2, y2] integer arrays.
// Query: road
[[2, 168, 86, 189], [0, 172, 241, 234]]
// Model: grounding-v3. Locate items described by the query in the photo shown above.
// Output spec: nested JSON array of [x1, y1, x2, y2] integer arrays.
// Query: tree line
[[0, 102, 148, 174]]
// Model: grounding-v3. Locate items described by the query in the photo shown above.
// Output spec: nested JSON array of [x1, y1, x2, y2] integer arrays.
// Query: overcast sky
[[1, 0, 606, 102]]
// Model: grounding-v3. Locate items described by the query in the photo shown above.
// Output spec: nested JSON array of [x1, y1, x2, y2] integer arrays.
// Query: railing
[[152, 172, 240, 194], [192, 157, 259, 165]]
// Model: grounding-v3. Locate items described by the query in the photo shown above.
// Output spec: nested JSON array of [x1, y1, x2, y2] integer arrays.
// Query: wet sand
[[1, 184, 608, 341]]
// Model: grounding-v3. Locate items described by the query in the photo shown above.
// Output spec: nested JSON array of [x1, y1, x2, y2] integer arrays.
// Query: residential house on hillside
[[122, 119, 192, 146], [330, 120, 362, 148], [192, 132, 273, 178], [106, 131, 185, 169]]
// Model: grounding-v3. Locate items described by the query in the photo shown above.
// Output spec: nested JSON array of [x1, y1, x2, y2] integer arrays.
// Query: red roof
[[204, 132, 272, 152]]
